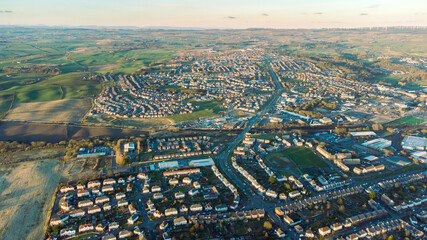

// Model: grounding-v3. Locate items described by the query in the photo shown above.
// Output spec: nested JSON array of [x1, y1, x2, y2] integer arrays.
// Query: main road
[[215, 60, 282, 195], [213, 60, 303, 238]]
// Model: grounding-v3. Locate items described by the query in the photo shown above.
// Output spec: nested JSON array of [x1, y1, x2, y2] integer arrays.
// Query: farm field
[[0, 72, 100, 103], [70, 48, 175, 74], [0, 159, 61, 240], [0, 95, 13, 118], [266, 147, 329, 168], [4, 98, 91, 123], [0, 121, 148, 143], [0, 148, 65, 165]]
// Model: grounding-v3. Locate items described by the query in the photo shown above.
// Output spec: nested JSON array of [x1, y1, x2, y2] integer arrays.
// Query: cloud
[[314, 12, 323, 15], [227, 16, 236, 19], [360, 13, 368, 16], [0, 10, 13, 13], [262, 13, 269, 17], [368, 4, 380, 8]]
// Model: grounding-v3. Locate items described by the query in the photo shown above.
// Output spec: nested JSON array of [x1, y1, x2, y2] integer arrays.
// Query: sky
[[0, 0, 426, 29]]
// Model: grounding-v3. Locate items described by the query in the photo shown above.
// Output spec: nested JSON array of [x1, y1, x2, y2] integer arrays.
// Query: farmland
[[0, 159, 61, 240], [0, 72, 100, 103], [0, 121, 148, 143], [69, 48, 175, 74], [4, 98, 91, 123]]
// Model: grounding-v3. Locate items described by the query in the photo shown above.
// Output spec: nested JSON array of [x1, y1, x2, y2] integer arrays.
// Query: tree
[[269, 175, 277, 184], [263, 221, 273, 230], [189, 227, 195, 234], [394, 183, 399, 188], [51, 225, 59, 233], [388, 235, 394, 240], [337, 198, 343, 205], [372, 124, 383, 131], [369, 190, 376, 199], [194, 222, 200, 230], [338, 205, 345, 213], [409, 186, 415, 192]]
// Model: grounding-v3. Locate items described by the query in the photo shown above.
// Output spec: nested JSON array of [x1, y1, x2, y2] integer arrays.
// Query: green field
[[368, 75, 401, 84], [0, 95, 13, 117], [189, 100, 224, 111], [0, 72, 100, 103], [266, 147, 328, 168], [69, 49, 175, 74], [168, 109, 219, 123], [388, 116, 426, 125], [166, 99, 225, 123]]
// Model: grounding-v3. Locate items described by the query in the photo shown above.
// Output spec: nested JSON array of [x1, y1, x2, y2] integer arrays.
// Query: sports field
[[266, 147, 328, 168], [388, 116, 426, 125]]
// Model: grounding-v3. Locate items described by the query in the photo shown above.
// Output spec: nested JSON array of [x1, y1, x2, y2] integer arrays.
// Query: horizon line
[[1, 24, 427, 31]]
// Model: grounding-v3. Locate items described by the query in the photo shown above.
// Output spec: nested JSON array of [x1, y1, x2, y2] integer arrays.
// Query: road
[[214, 60, 282, 194]]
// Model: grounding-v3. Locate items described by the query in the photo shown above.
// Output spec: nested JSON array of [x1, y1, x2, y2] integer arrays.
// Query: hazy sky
[[1, 0, 426, 28]]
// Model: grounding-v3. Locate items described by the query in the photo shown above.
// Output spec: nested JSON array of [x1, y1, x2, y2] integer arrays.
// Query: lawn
[[266, 147, 328, 168], [388, 116, 426, 126]]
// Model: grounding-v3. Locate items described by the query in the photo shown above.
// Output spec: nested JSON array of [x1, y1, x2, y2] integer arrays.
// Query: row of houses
[[341, 219, 420, 240], [276, 186, 364, 215], [211, 165, 240, 209], [391, 195, 427, 212], [172, 208, 266, 227], [154, 150, 214, 160]]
